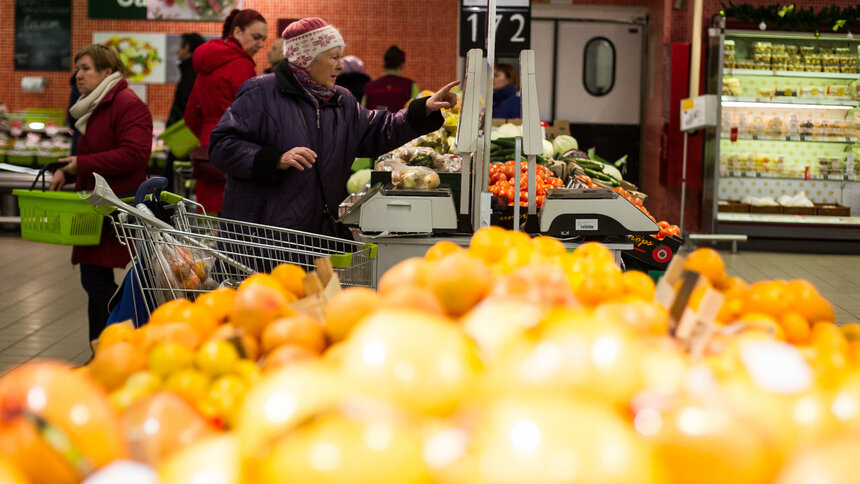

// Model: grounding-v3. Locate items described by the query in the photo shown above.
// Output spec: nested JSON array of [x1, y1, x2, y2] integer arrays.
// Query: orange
[[230, 280, 294, 337], [96, 323, 136, 352], [531, 235, 566, 258], [717, 275, 747, 293], [425, 251, 492, 317], [148, 298, 218, 340], [194, 287, 237, 323], [379, 284, 446, 315], [570, 241, 615, 266], [811, 322, 848, 354], [738, 312, 785, 340], [784, 279, 834, 323], [425, 240, 462, 262], [270, 263, 307, 299], [716, 290, 745, 324], [841, 323, 860, 342], [742, 280, 788, 319], [88, 341, 147, 391], [139, 322, 201, 351], [622, 270, 656, 300], [683, 247, 726, 286], [779, 311, 811, 345], [323, 287, 383, 343], [239, 273, 297, 303], [262, 344, 318, 373], [209, 324, 260, 361], [261, 315, 327, 355], [377, 257, 430, 296], [0, 456, 28, 484], [468, 226, 508, 264], [148, 298, 194, 326], [573, 263, 623, 306]]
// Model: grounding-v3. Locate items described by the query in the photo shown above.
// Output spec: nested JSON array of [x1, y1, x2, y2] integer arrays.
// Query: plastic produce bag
[[389, 161, 440, 189], [777, 191, 814, 207]]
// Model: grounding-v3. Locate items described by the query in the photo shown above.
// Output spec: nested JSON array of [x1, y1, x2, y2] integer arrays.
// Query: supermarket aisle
[[0, 232, 859, 375], [0, 232, 92, 373]]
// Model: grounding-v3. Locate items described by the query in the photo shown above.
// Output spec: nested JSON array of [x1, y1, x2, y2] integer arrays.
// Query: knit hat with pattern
[[281, 17, 344, 68]]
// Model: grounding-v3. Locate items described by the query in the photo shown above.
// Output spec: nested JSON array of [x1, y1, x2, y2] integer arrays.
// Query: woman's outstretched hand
[[425, 81, 460, 116]]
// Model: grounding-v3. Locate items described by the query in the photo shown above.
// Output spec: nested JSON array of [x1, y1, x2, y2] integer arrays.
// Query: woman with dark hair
[[363, 45, 419, 113], [493, 63, 521, 119], [49, 43, 153, 345], [184, 8, 267, 214]]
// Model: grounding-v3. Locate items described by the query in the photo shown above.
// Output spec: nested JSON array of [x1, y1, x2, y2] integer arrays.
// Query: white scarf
[[69, 71, 123, 135]]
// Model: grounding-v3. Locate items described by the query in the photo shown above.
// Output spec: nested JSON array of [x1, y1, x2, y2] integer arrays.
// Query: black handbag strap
[[296, 108, 337, 219]]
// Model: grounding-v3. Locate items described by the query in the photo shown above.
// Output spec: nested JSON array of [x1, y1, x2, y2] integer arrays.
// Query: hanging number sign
[[459, 0, 531, 57]]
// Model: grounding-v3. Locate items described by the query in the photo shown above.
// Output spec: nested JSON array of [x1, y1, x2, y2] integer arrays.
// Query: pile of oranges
[[2, 227, 859, 484]]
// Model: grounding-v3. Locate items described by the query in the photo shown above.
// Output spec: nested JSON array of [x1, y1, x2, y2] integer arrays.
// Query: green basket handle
[[29, 161, 70, 191]]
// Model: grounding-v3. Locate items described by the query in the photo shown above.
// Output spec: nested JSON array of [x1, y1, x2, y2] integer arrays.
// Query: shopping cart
[[172, 161, 195, 200], [84, 174, 377, 321]]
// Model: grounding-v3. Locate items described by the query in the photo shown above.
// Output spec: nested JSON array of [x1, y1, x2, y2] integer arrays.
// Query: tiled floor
[[0, 231, 858, 375]]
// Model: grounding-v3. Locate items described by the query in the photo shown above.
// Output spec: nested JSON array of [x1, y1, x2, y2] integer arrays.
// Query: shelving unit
[[703, 26, 860, 243]]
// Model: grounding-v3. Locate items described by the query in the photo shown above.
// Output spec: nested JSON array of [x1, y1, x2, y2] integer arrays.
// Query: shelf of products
[[709, 29, 860, 235], [721, 96, 858, 108], [725, 68, 860, 80]]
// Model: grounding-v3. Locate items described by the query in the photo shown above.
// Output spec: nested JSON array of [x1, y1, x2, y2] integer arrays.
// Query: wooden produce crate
[[749, 205, 783, 214], [816, 204, 850, 216], [717, 200, 749, 213], [781, 205, 816, 216]]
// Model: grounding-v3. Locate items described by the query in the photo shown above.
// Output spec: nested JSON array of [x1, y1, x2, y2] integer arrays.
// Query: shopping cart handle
[[134, 177, 169, 205]]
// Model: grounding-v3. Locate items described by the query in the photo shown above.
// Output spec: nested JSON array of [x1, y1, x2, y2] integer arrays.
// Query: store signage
[[89, 0, 241, 21], [89, 0, 146, 20], [459, 0, 531, 57], [15, 0, 71, 71]]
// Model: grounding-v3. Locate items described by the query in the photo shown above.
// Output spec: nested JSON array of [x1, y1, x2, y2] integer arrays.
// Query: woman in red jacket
[[184, 8, 267, 214], [50, 44, 153, 344]]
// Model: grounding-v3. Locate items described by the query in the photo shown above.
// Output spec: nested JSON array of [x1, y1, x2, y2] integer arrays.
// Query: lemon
[[148, 342, 194, 377], [195, 339, 240, 376], [163, 368, 210, 403]]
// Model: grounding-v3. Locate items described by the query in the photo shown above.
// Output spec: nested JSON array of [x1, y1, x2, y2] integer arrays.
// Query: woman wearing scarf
[[184, 8, 267, 215], [208, 18, 458, 235], [49, 44, 153, 345]]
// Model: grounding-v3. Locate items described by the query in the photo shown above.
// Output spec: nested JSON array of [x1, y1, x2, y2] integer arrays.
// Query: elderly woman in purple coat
[[209, 17, 457, 235]]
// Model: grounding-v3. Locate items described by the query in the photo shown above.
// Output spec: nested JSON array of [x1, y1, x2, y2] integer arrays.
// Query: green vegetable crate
[[12, 189, 103, 245]]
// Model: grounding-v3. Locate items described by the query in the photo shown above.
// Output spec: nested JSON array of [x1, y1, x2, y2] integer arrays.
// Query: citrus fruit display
[[1, 236, 856, 483]]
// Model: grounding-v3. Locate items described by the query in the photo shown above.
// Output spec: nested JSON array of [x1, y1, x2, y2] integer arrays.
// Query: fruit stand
[[0, 226, 855, 484]]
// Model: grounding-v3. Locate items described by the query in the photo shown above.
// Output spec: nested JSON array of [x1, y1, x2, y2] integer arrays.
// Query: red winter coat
[[71, 79, 153, 269], [184, 38, 257, 213]]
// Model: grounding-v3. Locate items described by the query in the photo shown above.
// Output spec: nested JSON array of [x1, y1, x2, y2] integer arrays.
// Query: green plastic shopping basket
[[158, 119, 199, 159], [12, 163, 103, 246]]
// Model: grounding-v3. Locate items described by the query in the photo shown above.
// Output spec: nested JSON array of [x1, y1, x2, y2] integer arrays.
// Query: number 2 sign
[[459, 0, 531, 57]]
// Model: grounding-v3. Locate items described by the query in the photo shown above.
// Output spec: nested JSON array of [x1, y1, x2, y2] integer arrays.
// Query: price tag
[[459, 1, 531, 57], [745, 171, 757, 178]]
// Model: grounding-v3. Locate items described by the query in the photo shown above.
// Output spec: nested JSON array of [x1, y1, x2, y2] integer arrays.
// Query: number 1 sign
[[459, 0, 531, 57]]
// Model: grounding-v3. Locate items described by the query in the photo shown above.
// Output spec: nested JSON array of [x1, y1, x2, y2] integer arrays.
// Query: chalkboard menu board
[[15, 0, 71, 71]]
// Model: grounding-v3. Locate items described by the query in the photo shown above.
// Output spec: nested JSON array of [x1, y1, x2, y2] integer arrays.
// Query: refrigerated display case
[[703, 21, 860, 245]]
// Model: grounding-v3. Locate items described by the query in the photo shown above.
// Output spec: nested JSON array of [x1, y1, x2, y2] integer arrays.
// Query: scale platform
[[539, 188, 660, 237], [340, 183, 458, 234]]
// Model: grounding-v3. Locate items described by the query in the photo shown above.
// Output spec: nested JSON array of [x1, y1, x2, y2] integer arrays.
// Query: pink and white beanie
[[281, 18, 344, 68]]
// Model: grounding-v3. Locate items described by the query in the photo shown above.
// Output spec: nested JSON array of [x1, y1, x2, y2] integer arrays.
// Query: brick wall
[[1, 0, 460, 122]]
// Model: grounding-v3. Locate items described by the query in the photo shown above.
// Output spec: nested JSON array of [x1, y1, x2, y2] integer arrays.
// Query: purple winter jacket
[[208, 61, 443, 233]]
